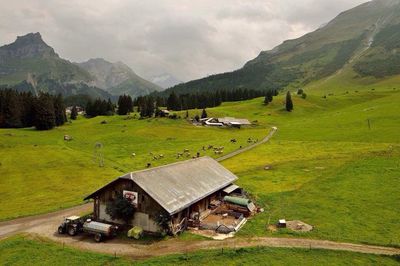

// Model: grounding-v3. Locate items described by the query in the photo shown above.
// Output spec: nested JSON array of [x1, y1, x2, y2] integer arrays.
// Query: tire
[[68, 227, 77, 236], [94, 233, 102, 242], [58, 226, 65, 234]]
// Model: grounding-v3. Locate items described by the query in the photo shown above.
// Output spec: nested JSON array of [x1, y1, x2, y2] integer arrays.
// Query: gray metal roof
[[85, 157, 238, 215], [218, 117, 251, 125], [223, 184, 240, 194]]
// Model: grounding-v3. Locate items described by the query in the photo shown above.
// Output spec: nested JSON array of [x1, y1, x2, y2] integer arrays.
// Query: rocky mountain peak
[[0, 32, 58, 59]]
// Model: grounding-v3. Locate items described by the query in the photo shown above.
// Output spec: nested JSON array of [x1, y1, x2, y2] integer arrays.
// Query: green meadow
[[0, 79, 399, 248], [1, 235, 399, 266]]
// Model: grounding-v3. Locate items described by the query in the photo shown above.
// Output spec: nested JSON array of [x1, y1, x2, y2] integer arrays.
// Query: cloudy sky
[[0, 0, 367, 82]]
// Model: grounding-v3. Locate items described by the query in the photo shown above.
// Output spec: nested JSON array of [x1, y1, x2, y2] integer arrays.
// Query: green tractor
[[57, 216, 83, 236]]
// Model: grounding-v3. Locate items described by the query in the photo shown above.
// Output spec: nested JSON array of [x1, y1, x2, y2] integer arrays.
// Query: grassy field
[[1, 235, 399, 266], [0, 81, 399, 247], [0, 114, 267, 220]]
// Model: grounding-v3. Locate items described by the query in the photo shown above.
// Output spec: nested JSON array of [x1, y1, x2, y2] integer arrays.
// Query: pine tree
[[53, 94, 66, 126], [167, 92, 179, 111], [118, 95, 129, 115], [267, 90, 273, 103], [201, 108, 207, 119], [106, 98, 115, 115], [34, 93, 56, 130], [70, 105, 78, 120], [20, 92, 35, 127], [286, 91, 293, 112], [2, 90, 22, 128], [264, 95, 270, 105]]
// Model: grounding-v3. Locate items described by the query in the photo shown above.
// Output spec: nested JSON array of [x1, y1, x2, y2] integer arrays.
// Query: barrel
[[223, 196, 251, 207]]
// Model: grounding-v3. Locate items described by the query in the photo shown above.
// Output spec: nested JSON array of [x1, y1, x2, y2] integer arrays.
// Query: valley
[[1, 79, 399, 264], [1, 0, 400, 265]]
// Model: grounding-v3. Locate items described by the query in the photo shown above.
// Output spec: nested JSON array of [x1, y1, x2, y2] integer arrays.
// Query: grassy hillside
[[0, 115, 267, 220], [166, 0, 400, 94], [1, 235, 399, 266], [0, 79, 399, 246]]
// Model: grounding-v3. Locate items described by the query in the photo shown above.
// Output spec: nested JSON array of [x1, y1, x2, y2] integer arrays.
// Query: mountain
[[168, 0, 400, 94], [150, 73, 182, 89], [0, 32, 112, 99], [77, 58, 163, 98], [0, 33, 161, 99]]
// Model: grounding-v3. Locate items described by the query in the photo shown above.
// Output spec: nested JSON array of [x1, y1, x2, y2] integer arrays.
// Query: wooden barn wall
[[95, 179, 163, 232]]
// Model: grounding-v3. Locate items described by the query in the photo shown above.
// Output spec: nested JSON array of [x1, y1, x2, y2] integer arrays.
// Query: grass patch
[[0, 87, 399, 247], [1, 235, 399, 266]]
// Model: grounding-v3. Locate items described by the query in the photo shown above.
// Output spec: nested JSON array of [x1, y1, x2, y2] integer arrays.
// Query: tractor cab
[[58, 215, 83, 236]]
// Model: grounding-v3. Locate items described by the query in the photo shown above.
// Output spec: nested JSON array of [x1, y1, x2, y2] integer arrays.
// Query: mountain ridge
[[0, 33, 162, 99], [76, 58, 163, 98], [167, 0, 400, 94]]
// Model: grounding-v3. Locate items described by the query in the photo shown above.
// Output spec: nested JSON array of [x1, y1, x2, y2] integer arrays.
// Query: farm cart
[[83, 220, 118, 242], [58, 216, 118, 242]]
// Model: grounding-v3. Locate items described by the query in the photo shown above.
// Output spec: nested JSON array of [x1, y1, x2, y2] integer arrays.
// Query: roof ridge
[[124, 156, 213, 178]]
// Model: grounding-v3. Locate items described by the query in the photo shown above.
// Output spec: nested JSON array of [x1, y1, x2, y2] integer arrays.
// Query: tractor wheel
[[68, 227, 77, 236], [58, 226, 65, 234], [94, 233, 102, 242]]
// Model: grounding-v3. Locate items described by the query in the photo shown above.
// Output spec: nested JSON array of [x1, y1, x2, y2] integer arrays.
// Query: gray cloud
[[0, 0, 367, 81]]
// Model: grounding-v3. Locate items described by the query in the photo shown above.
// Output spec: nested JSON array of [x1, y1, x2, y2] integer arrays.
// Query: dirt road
[[1, 203, 399, 259], [216, 126, 278, 162], [0, 203, 91, 240]]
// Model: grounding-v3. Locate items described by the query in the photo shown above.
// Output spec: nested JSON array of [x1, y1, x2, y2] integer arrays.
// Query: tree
[[105, 192, 135, 223], [264, 90, 273, 105], [20, 92, 35, 127], [106, 98, 115, 115], [167, 92, 179, 111], [70, 105, 78, 120], [297, 88, 304, 95], [1, 90, 22, 128], [201, 108, 207, 119], [34, 93, 56, 130], [117, 94, 133, 115], [285, 91, 293, 112], [53, 94, 66, 126], [155, 211, 172, 235]]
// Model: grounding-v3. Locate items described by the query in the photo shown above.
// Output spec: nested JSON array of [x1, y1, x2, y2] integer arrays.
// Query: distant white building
[[202, 117, 251, 128], [66, 106, 84, 115]]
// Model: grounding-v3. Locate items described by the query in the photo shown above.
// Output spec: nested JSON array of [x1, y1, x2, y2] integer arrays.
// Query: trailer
[[57, 216, 118, 242], [82, 220, 118, 242]]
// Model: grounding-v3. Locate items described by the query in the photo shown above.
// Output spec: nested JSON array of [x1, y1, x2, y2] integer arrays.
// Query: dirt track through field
[[216, 126, 278, 162], [0, 202, 399, 259]]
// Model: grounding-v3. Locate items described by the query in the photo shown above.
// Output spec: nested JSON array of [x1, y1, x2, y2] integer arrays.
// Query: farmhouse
[[201, 117, 251, 128], [84, 157, 250, 235], [66, 106, 84, 114]]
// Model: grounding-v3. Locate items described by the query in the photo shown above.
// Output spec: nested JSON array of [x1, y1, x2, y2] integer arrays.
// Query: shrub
[[105, 192, 135, 223]]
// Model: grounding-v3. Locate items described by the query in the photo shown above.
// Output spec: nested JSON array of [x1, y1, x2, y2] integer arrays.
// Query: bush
[[168, 113, 178, 119], [105, 192, 135, 223]]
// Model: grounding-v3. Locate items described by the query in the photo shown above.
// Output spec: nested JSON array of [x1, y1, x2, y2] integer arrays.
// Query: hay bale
[[127, 226, 143, 239]]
